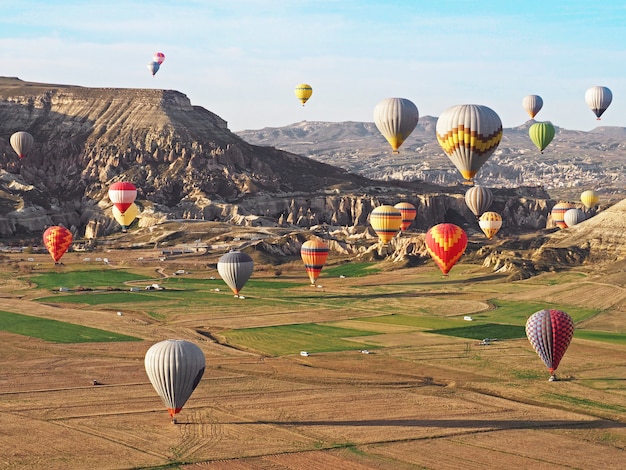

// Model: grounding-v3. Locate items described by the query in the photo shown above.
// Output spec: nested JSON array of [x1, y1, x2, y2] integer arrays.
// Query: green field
[[28, 269, 148, 290], [322, 262, 380, 278], [0, 310, 142, 343]]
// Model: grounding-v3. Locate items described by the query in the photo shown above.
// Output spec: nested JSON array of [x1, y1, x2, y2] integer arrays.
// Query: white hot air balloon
[[464, 185, 493, 217], [10, 131, 34, 158], [522, 94, 543, 119], [217, 251, 254, 297], [373, 98, 419, 153], [563, 208, 585, 227], [585, 86, 612, 120], [144, 339, 206, 423]]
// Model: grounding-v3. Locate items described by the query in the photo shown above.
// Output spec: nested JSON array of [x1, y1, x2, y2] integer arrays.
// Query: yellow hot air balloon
[[436, 104, 502, 184], [580, 190, 599, 209], [478, 211, 502, 239], [369, 205, 402, 244], [295, 84, 313, 106], [373, 98, 419, 154], [112, 203, 139, 232]]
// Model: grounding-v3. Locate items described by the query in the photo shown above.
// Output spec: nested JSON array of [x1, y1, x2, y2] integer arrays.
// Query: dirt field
[[0, 249, 625, 469]]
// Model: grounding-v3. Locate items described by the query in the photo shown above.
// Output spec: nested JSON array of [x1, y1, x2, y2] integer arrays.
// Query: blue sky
[[1, 0, 624, 131]]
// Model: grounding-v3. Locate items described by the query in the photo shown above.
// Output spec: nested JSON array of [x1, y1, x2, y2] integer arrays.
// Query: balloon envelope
[[217, 251, 254, 295], [563, 208, 585, 228], [585, 86, 612, 119], [373, 98, 419, 153], [10, 131, 34, 158], [436, 104, 502, 183], [301, 238, 329, 284], [425, 223, 467, 275], [522, 95, 543, 119], [394, 202, 417, 231], [108, 182, 137, 213], [153, 52, 165, 64], [464, 185, 493, 217], [43, 226, 73, 263], [113, 203, 139, 229], [294, 84, 313, 105], [551, 202, 575, 229], [529, 122, 555, 153], [147, 61, 160, 76], [525, 309, 574, 375], [370, 205, 402, 243], [144, 339, 205, 418], [479, 211, 502, 239], [580, 190, 599, 209]]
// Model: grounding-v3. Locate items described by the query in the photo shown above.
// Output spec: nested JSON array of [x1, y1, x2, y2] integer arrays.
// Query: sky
[[1, 0, 625, 132]]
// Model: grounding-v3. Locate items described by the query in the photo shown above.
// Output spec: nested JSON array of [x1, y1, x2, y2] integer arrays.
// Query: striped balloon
[[478, 211, 502, 239], [464, 185, 493, 217], [425, 223, 467, 275], [370, 205, 402, 243], [394, 202, 417, 231], [301, 238, 329, 284], [295, 84, 313, 106], [43, 226, 73, 263], [144, 339, 205, 420], [108, 181, 137, 213], [551, 202, 575, 229], [526, 309, 574, 376], [217, 251, 254, 296]]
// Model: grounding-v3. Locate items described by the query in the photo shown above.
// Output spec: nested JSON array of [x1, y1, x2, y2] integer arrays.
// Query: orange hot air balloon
[[425, 223, 467, 275], [43, 226, 73, 263], [370, 205, 402, 243], [551, 202, 575, 229], [394, 202, 417, 231], [301, 238, 329, 285]]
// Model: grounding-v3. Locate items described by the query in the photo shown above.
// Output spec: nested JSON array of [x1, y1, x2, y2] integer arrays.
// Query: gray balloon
[[217, 251, 254, 295]]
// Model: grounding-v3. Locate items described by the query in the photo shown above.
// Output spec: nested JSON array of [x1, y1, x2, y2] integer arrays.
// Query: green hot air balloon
[[529, 122, 555, 153]]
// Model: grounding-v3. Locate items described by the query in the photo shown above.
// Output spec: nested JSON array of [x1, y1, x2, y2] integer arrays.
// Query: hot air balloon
[[580, 190, 599, 209], [144, 339, 205, 422], [370, 205, 402, 243], [551, 202, 575, 229], [585, 86, 612, 120], [113, 202, 139, 232], [525, 309, 574, 380], [464, 185, 493, 217], [522, 94, 543, 119], [294, 84, 313, 106], [479, 211, 502, 239], [10, 131, 34, 159], [425, 223, 467, 276], [217, 251, 254, 297], [147, 61, 160, 76], [563, 208, 585, 228], [301, 238, 329, 285], [108, 182, 137, 214], [529, 122, 555, 153], [373, 98, 419, 154], [153, 52, 165, 64], [394, 202, 417, 231], [436, 104, 502, 184], [43, 226, 73, 264]]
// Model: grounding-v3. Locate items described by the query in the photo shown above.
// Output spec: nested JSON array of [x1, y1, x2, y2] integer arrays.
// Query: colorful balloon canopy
[[479, 211, 502, 239], [301, 238, 329, 285], [370, 205, 402, 243], [529, 122, 555, 153], [144, 339, 205, 420], [525, 309, 574, 376], [217, 251, 254, 296], [436, 104, 503, 184], [394, 202, 417, 231], [563, 208, 585, 228], [294, 84, 313, 106], [108, 182, 137, 214], [585, 86, 612, 120], [425, 223, 467, 275], [373, 98, 419, 154], [522, 94, 543, 119], [464, 185, 493, 217], [153, 52, 165, 65], [43, 226, 73, 263], [147, 61, 160, 76], [551, 202, 575, 229], [10, 131, 34, 159], [580, 190, 599, 209], [113, 202, 139, 231]]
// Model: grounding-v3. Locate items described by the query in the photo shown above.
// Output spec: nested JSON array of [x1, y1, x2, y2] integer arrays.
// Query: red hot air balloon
[[108, 182, 137, 214], [394, 202, 417, 231], [43, 226, 73, 263], [425, 223, 467, 275], [551, 202, 575, 229], [301, 238, 329, 285], [525, 309, 574, 380], [153, 52, 165, 65]]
